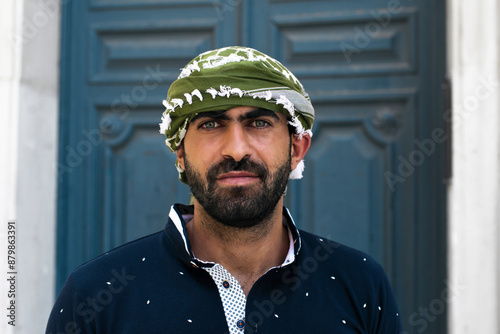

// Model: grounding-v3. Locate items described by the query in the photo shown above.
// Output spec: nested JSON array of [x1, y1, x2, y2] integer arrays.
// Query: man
[[47, 46, 402, 333]]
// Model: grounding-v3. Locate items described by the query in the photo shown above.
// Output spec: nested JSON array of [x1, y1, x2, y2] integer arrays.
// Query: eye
[[252, 120, 269, 128], [201, 120, 219, 129]]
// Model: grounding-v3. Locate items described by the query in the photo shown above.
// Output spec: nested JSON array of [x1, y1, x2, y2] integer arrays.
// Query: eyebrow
[[237, 108, 280, 122], [191, 111, 231, 123], [191, 108, 280, 124]]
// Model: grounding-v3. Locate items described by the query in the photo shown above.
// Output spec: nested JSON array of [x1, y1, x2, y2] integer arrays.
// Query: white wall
[[0, 0, 60, 333], [447, 0, 500, 333], [0, 1, 23, 331]]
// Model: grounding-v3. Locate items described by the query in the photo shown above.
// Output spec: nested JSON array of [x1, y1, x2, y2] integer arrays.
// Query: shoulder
[[297, 229, 388, 284], [68, 230, 168, 292], [294, 230, 402, 331]]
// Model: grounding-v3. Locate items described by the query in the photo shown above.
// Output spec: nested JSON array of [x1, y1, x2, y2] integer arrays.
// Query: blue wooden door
[[58, 1, 447, 333]]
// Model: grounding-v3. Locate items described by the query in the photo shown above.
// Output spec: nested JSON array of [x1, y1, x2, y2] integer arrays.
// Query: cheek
[[184, 141, 220, 173], [257, 137, 291, 170], [184, 131, 211, 158]]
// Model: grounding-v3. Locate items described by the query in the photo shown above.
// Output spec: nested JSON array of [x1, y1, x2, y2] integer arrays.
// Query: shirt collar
[[166, 204, 301, 266]]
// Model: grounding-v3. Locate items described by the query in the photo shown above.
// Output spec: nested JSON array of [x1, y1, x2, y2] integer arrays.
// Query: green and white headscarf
[[159, 46, 314, 183]]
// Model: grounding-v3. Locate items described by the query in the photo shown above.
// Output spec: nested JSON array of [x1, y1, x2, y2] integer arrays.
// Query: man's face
[[177, 106, 294, 228]]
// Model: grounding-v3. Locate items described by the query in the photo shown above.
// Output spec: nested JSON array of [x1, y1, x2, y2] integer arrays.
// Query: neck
[[186, 198, 290, 296]]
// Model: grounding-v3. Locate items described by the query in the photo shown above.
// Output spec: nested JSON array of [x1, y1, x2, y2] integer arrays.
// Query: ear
[[176, 143, 185, 171], [290, 133, 311, 171]]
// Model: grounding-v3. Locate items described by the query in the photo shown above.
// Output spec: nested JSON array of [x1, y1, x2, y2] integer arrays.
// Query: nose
[[220, 124, 252, 162]]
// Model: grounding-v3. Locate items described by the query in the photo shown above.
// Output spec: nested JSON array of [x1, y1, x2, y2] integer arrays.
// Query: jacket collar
[[164, 203, 302, 267]]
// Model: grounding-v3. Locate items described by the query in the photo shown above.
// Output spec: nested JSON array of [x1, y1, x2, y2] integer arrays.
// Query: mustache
[[207, 157, 268, 182]]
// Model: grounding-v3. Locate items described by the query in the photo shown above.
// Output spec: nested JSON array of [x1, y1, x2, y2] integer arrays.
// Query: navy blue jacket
[[46, 204, 403, 333]]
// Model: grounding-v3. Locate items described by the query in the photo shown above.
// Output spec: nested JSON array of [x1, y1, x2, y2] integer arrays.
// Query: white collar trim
[[169, 206, 296, 267]]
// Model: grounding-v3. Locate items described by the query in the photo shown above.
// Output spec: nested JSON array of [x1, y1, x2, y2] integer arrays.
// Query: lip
[[216, 171, 260, 185]]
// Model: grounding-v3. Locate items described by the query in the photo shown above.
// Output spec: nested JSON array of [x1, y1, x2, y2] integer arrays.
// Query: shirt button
[[236, 320, 245, 329], [222, 280, 230, 289]]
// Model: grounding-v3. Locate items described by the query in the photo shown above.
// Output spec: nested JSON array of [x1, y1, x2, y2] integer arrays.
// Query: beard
[[183, 152, 291, 229]]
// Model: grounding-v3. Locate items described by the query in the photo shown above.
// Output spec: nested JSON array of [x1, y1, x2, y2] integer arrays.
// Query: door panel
[[57, 0, 238, 284], [58, 1, 447, 333]]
